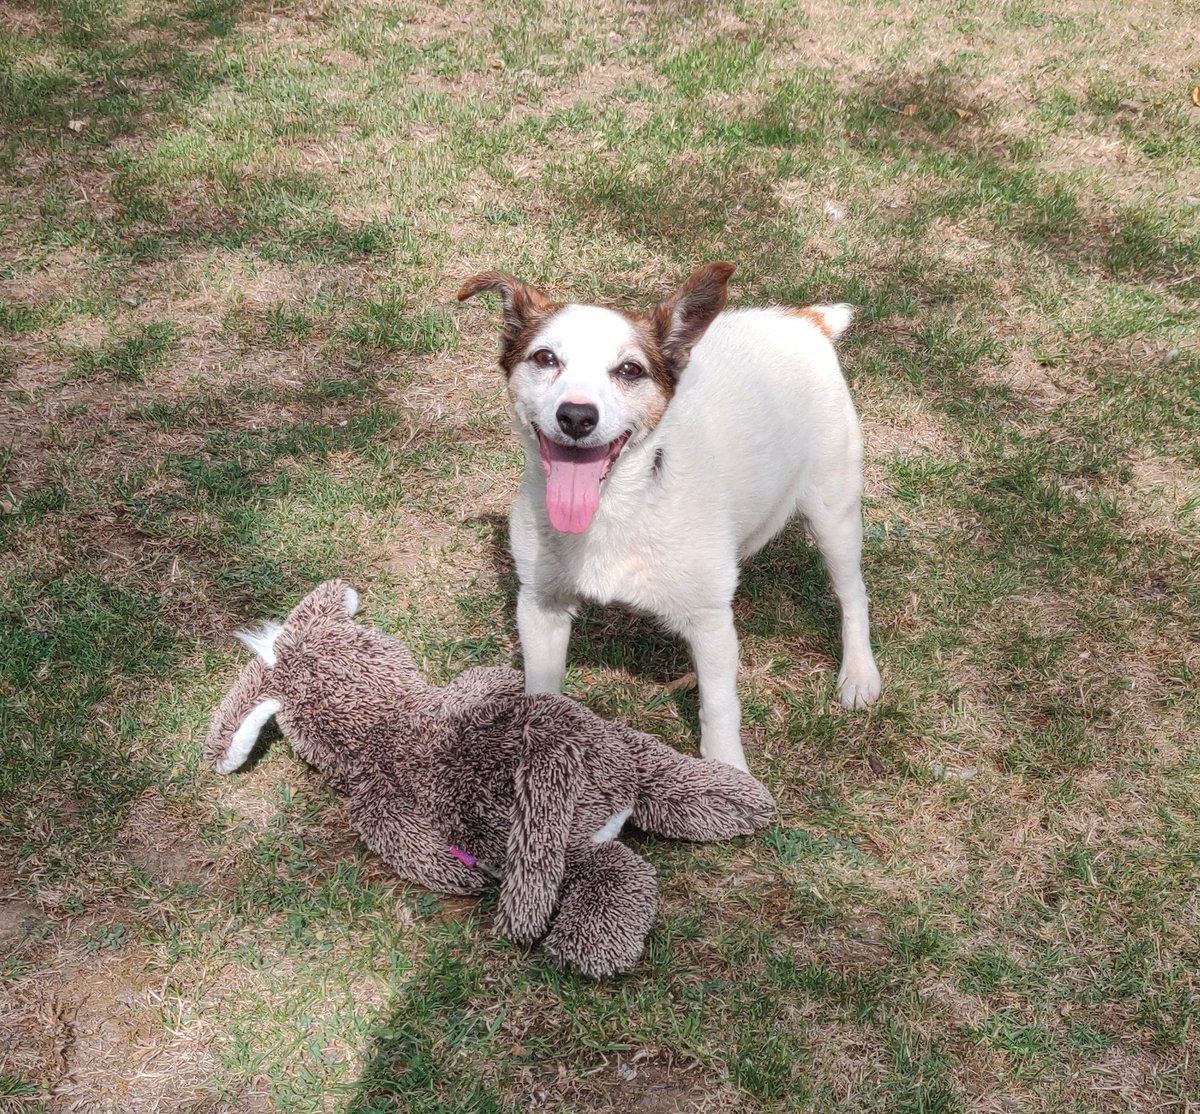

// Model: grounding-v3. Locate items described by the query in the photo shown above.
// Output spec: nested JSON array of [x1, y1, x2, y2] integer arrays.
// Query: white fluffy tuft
[[591, 807, 633, 844], [234, 622, 284, 667], [344, 586, 359, 616], [813, 303, 853, 340]]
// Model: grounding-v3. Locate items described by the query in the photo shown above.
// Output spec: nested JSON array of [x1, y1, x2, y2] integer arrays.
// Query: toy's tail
[[205, 657, 278, 774], [629, 735, 775, 840]]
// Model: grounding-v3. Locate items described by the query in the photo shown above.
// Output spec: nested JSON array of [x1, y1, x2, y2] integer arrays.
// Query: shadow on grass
[[1, 0, 407, 266]]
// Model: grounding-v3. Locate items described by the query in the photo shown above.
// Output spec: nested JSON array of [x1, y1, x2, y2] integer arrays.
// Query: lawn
[[1, 0, 1197, 1110]]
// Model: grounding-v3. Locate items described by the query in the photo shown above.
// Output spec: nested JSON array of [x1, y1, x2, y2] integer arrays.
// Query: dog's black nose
[[556, 401, 599, 440]]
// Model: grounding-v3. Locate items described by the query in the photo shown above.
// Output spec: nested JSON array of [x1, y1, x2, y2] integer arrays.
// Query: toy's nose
[[556, 401, 599, 440]]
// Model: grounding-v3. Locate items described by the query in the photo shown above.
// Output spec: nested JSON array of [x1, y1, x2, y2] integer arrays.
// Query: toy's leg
[[541, 842, 657, 979], [628, 736, 775, 841]]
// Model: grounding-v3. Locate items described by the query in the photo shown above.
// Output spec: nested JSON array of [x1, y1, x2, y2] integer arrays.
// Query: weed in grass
[[343, 297, 459, 365], [661, 35, 765, 97]]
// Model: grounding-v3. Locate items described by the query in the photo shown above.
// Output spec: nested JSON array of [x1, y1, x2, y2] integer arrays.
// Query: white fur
[[591, 806, 633, 844], [508, 304, 881, 772], [235, 622, 284, 667], [218, 698, 281, 774]]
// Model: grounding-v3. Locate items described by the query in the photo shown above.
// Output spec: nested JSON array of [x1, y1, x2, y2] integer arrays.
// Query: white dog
[[459, 263, 880, 771]]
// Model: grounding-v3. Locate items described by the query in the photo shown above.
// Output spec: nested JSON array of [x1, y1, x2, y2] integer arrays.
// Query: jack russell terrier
[[459, 263, 880, 771]]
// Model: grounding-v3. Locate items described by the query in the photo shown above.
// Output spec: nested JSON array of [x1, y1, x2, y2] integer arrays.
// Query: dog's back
[[647, 305, 863, 561]]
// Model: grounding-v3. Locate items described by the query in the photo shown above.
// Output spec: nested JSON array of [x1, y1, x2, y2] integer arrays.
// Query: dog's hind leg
[[806, 498, 881, 709]]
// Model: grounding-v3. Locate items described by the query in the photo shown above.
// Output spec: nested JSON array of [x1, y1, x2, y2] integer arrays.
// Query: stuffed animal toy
[[205, 579, 774, 978]]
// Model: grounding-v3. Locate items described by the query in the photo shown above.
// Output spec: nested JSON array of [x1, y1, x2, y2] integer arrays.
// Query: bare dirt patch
[[519, 1052, 742, 1113], [1, 932, 224, 1111], [120, 789, 214, 886]]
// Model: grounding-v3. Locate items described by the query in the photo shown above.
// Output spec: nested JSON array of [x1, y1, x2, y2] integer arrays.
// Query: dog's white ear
[[652, 262, 735, 369]]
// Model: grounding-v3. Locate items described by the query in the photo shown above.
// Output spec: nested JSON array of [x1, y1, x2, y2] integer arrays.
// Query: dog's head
[[459, 263, 734, 533]]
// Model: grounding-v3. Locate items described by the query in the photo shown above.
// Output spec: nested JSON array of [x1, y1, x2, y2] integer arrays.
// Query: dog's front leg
[[517, 587, 573, 694], [682, 607, 748, 772]]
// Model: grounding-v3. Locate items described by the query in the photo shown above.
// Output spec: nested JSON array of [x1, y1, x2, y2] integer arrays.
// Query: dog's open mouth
[[537, 430, 630, 534]]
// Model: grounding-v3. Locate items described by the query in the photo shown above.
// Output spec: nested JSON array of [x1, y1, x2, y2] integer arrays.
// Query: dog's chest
[[548, 518, 684, 613]]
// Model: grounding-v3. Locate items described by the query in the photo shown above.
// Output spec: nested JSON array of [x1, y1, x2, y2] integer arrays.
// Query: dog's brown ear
[[458, 271, 559, 373], [652, 262, 735, 370], [458, 271, 554, 332]]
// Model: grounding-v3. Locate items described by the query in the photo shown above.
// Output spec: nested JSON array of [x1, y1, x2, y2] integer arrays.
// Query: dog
[[458, 262, 880, 771]]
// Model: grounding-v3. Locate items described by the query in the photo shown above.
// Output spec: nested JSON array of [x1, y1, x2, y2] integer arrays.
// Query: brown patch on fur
[[639, 387, 670, 434], [623, 311, 678, 401], [609, 263, 734, 433], [457, 271, 563, 377], [784, 305, 834, 339]]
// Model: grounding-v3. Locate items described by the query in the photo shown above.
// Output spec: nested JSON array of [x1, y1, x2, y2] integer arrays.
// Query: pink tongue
[[541, 438, 611, 533]]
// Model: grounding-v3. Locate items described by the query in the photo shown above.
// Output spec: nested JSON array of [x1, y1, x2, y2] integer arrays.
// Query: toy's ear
[[206, 658, 280, 774], [234, 622, 284, 667], [292, 579, 360, 622]]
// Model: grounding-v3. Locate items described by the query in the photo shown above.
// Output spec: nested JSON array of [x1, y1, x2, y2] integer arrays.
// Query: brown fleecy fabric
[[205, 580, 775, 978]]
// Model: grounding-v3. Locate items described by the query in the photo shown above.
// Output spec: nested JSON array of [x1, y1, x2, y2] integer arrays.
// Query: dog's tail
[[808, 303, 853, 341]]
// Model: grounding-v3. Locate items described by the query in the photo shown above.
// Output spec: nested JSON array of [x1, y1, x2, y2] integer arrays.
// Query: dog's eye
[[614, 361, 647, 381], [530, 348, 558, 369]]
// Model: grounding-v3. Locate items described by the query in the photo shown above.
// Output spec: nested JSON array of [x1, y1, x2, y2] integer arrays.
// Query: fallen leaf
[[900, 103, 919, 116], [1193, 85, 1200, 107], [953, 107, 976, 120], [66, 118, 88, 132], [664, 671, 698, 692]]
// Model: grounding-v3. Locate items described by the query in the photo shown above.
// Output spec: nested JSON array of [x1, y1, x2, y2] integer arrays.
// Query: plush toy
[[205, 580, 774, 978]]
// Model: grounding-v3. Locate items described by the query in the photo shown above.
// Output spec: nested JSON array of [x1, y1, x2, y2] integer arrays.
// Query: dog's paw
[[698, 737, 750, 772], [837, 662, 881, 710]]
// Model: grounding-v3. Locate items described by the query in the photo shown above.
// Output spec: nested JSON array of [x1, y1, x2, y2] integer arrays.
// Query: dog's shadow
[[466, 512, 839, 731]]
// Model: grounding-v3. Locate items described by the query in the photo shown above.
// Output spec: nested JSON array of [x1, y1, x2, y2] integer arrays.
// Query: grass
[[1, 0, 1198, 1109]]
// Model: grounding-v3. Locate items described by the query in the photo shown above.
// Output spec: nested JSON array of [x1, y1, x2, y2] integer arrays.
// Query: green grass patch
[[67, 320, 181, 382]]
